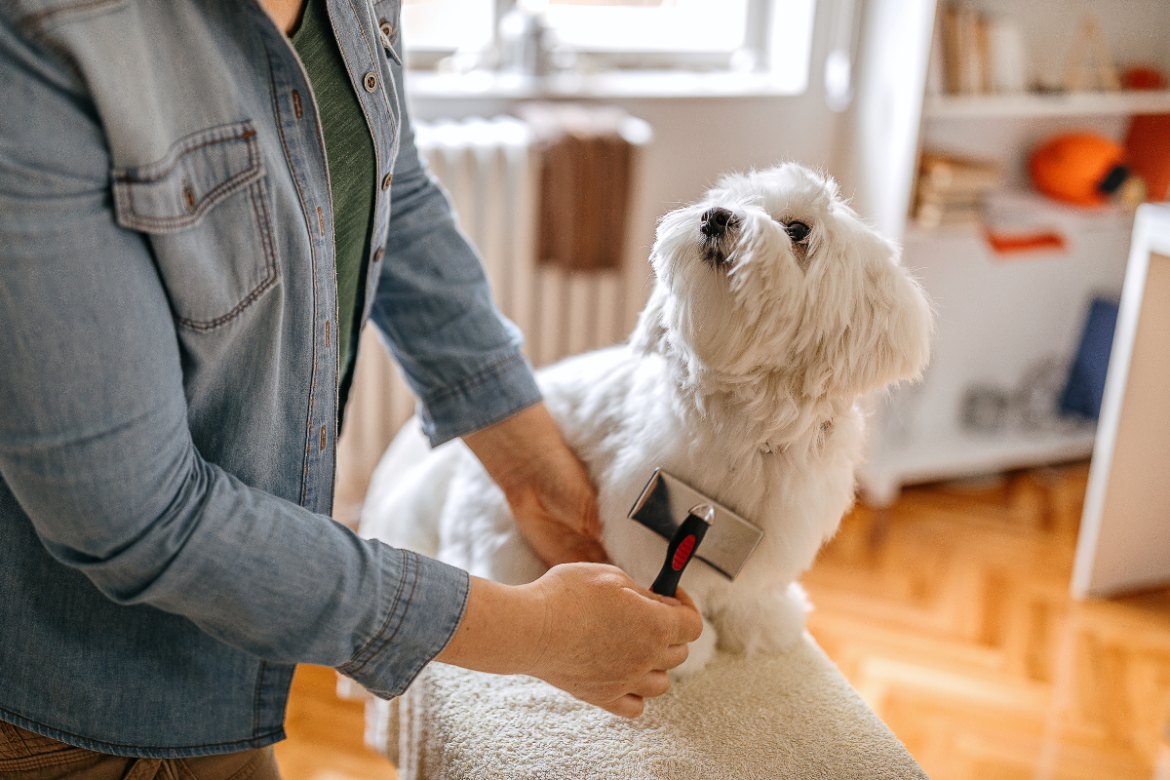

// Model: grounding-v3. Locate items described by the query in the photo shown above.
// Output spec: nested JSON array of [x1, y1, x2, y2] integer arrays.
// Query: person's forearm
[[434, 575, 544, 675]]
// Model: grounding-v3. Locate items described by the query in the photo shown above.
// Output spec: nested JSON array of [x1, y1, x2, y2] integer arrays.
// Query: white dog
[[361, 162, 933, 676]]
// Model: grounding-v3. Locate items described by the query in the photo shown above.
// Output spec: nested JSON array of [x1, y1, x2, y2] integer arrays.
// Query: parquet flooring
[[277, 461, 1170, 780], [803, 462, 1170, 780], [275, 663, 398, 780]]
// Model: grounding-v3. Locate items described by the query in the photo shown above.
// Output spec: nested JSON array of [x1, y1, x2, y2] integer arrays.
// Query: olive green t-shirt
[[292, 0, 376, 397]]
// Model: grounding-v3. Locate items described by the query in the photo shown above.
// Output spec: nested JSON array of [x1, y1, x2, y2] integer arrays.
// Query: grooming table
[[364, 633, 930, 779]]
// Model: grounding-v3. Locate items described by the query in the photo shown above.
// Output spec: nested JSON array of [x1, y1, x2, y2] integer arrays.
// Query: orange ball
[[1029, 133, 1127, 206]]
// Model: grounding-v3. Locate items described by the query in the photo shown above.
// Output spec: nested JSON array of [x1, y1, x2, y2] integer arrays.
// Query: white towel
[[367, 634, 929, 779]]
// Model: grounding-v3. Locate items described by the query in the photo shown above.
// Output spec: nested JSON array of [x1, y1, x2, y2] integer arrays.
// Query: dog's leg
[[713, 581, 810, 656]]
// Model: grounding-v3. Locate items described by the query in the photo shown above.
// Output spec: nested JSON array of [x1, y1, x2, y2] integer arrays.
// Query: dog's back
[[361, 421, 457, 559]]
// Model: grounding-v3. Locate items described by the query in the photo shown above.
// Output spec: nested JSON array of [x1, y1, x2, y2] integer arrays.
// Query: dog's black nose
[[700, 207, 733, 238]]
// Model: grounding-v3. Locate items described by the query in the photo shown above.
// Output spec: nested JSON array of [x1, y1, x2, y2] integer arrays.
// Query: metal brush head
[[627, 469, 764, 581]]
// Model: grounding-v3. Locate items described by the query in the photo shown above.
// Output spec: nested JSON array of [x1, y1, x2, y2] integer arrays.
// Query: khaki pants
[[0, 722, 282, 780]]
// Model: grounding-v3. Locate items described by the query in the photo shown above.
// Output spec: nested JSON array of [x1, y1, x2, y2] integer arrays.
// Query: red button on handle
[[651, 511, 710, 597], [672, 535, 696, 571]]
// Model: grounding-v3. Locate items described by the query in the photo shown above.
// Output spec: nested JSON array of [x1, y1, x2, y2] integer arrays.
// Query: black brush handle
[[650, 511, 710, 597]]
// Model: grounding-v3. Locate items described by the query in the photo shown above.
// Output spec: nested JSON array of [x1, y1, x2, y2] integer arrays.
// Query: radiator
[[334, 112, 651, 520]]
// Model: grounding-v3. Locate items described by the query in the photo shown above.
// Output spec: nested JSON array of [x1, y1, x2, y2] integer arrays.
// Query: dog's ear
[[854, 264, 933, 392], [630, 282, 670, 355], [798, 235, 934, 399]]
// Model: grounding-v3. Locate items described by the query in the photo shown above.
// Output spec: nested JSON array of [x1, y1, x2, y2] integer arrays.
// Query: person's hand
[[525, 564, 703, 717], [435, 564, 704, 718], [462, 402, 607, 566]]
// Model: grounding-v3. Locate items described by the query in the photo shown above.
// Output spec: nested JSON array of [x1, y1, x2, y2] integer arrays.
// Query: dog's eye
[[785, 221, 811, 243]]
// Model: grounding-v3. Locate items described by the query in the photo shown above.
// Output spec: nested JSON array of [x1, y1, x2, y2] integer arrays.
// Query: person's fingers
[[660, 642, 690, 671], [621, 582, 704, 645], [604, 693, 645, 719], [672, 587, 698, 611], [635, 669, 672, 699], [664, 588, 704, 644]]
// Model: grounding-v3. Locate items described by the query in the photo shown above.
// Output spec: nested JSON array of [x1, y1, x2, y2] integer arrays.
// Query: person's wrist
[[436, 576, 549, 677], [516, 578, 553, 677]]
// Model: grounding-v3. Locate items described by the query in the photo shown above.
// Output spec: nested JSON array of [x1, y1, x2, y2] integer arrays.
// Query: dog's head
[[634, 163, 932, 401]]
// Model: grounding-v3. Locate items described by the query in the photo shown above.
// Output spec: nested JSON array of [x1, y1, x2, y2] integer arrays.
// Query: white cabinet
[[1073, 204, 1170, 598], [849, 0, 1170, 505]]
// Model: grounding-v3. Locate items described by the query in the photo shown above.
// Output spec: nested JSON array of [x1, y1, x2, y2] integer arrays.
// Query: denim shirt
[[0, 0, 541, 758]]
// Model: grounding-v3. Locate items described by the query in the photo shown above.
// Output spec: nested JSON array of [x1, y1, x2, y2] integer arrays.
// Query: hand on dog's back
[[463, 402, 607, 566], [436, 563, 703, 718]]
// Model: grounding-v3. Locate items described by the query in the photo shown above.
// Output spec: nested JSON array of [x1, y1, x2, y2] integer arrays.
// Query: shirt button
[[380, 19, 394, 41], [381, 172, 392, 190], [364, 72, 378, 92], [320, 425, 327, 451], [373, 247, 384, 264]]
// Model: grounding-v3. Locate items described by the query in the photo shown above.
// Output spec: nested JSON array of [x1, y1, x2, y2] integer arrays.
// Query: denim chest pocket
[[112, 121, 278, 331]]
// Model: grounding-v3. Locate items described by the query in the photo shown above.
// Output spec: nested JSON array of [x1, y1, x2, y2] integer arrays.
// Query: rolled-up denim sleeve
[[367, 45, 542, 446], [0, 11, 464, 699]]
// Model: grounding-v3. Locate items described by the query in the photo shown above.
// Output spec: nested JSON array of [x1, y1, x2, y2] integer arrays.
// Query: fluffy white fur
[[361, 162, 933, 676]]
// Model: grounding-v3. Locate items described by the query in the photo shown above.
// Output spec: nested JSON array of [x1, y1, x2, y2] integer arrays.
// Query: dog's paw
[[714, 581, 810, 656], [671, 614, 717, 679]]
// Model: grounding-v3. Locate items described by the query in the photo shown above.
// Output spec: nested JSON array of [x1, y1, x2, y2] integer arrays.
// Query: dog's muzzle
[[701, 207, 734, 238], [699, 207, 739, 268]]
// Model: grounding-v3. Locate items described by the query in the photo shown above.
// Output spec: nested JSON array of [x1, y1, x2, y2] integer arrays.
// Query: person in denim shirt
[[0, 0, 701, 775]]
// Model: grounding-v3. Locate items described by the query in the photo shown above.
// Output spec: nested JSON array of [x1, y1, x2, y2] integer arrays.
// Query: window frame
[[401, 0, 806, 79]]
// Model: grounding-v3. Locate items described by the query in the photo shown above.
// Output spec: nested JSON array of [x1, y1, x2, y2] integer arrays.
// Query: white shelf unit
[[924, 89, 1170, 119], [862, 215, 1130, 505], [853, 0, 1170, 506]]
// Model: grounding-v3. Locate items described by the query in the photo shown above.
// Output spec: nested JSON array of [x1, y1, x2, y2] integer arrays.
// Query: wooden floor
[[804, 462, 1170, 780], [276, 462, 1170, 780], [275, 663, 399, 780]]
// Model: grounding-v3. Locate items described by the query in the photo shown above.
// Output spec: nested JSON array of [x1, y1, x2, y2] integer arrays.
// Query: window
[[538, 0, 750, 55], [400, 0, 494, 53], [401, 0, 816, 93]]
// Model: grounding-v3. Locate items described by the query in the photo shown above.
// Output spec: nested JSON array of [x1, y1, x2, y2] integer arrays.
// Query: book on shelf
[[919, 152, 1002, 193], [915, 201, 983, 229], [917, 190, 985, 211], [937, 4, 1028, 96], [913, 152, 1003, 228]]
